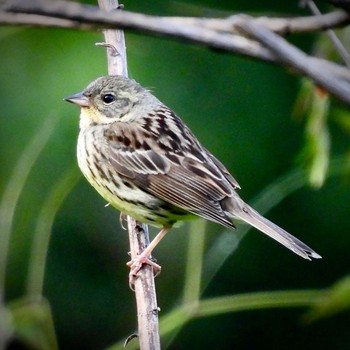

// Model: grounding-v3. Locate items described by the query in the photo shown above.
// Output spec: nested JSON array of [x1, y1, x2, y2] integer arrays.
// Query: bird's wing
[[205, 148, 241, 190], [104, 107, 239, 228]]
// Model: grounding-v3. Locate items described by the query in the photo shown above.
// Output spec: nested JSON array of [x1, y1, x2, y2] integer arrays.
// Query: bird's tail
[[226, 197, 321, 260]]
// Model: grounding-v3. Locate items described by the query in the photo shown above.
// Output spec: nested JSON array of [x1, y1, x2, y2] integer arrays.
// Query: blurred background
[[1, 0, 350, 349]]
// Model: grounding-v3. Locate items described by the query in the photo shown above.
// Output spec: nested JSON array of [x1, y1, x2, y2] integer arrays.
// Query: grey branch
[[4, 0, 350, 105], [4, 0, 350, 34], [303, 0, 350, 68], [0, 11, 94, 28], [236, 19, 350, 105], [126, 221, 161, 350]]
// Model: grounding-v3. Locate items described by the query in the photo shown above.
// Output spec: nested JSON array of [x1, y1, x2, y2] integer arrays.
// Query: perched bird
[[65, 75, 321, 280]]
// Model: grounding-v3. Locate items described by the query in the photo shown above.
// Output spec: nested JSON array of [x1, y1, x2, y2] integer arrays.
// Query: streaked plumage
[[65, 75, 321, 278]]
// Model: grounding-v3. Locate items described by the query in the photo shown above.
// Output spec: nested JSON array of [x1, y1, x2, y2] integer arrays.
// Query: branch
[[125, 220, 161, 349], [4, 0, 350, 62], [303, 0, 350, 67], [0, 11, 96, 29], [3, 0, 277, 63], [4, 0, 350, 106], [5, 0, 350, 35], [96, 0, 160, 349], [3, 3, 349, 68], [235, 19, 350, 106]]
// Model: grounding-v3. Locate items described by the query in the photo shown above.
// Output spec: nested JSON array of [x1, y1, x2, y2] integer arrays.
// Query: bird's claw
[[124, 332, 138, 347], [127, 256, 161, 288], [119, 213, 127, 230]]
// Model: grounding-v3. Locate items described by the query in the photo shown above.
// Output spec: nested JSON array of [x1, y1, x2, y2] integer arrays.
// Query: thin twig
[[303, 0, 350, 68], [96, 0, 160, 349]]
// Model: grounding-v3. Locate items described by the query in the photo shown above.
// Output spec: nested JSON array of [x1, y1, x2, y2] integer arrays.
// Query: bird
[[65, 75, 321, 281]]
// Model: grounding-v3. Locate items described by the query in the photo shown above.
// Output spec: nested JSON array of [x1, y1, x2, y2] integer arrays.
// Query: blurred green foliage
[[1, 1, 350, 349]]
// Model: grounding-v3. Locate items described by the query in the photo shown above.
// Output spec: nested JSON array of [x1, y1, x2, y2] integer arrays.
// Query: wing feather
[[104, 107, 239, 228]]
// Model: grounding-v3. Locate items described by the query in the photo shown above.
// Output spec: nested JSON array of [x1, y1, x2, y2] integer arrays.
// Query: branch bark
[[96, 0, 160, 349]]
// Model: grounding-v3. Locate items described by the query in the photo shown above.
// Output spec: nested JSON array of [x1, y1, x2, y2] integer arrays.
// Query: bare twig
[[302, 0, 350, 68], [96, 0, 160, 349]]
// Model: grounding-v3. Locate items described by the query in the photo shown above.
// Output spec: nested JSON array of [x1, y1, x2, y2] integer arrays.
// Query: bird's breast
[[76, 128, 193, 227]]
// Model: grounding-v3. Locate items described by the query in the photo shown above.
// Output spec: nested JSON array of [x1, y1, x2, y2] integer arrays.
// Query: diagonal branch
[[236, 18, 350, 105], [303, 0, 350, 67]]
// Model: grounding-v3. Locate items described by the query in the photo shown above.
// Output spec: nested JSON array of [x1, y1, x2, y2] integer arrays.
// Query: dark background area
[[1, 1, 350, 349]]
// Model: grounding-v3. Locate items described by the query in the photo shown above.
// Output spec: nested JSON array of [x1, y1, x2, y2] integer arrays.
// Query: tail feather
[[229, 199, 321, 260]]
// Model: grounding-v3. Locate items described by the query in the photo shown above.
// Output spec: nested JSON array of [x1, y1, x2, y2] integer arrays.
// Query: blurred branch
[[0, 116, 57, 350], [196, 289, 329, 317], [303, 0, 350, 67], [97, 0, 160, 349], [4, 0, 350, 34], [182, 220, 206, 305], [0, 11, 96, 29], [108, 288, 329, 350], [235, 19, 350, 106], [26, 167, 80, 299], [4, 0, 350, 106]]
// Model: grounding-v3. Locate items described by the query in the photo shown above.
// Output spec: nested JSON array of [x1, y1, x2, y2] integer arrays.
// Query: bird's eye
[[102, 94, 115, 104]]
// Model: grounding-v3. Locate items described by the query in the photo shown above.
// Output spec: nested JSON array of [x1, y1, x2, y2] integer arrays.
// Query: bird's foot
[[127, 255, 161, 288]]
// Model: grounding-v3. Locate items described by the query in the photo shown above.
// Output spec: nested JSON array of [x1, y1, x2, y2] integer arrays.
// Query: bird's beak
[[64, 92, 91, 107]]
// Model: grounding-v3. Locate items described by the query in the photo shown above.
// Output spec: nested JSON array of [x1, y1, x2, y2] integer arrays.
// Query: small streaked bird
[[65, 75, 321, 280]]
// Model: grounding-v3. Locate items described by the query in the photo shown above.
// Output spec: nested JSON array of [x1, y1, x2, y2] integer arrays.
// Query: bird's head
[[65, 75, 151, 128]]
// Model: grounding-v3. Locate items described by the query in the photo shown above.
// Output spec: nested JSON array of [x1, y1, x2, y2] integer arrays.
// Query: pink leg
[[127, 227, 171, 285]]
